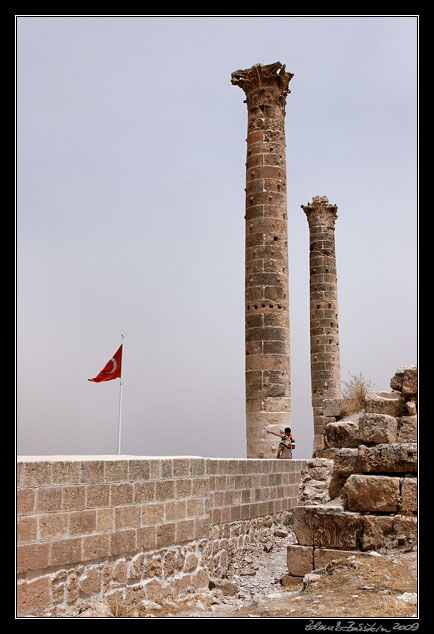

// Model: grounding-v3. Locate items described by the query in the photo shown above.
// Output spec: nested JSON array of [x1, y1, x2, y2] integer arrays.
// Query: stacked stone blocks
[[17, 455, 307, 616], [287, 365, 417, 577]]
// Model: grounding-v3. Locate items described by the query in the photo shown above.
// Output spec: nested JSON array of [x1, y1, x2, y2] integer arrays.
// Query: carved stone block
[[292, 504, 362, 550]]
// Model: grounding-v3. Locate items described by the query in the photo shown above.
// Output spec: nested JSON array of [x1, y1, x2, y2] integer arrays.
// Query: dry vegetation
[[341, 371, 374, 415]]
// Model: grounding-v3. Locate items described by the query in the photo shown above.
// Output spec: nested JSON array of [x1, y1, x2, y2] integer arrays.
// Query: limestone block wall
[[287, 365, 417, 577], [17, 455, 306, 616]]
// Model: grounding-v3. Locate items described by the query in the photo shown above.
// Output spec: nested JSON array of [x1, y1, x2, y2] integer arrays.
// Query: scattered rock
[[274, 529, 288, 538], [302, 573, 321, 590], [208, 578, 238, 596], [77, 601, 113, 618], [396, 592, 417, 605]]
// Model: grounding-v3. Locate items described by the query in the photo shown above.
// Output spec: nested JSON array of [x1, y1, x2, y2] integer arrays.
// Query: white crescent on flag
[[108, 358, 117, 374]]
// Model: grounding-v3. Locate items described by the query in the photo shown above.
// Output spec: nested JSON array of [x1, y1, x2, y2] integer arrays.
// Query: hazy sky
[[16, 15, 418, 459]]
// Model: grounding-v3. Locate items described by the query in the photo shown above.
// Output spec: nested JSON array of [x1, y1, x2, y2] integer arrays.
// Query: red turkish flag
[[88, 344, 123, 383]]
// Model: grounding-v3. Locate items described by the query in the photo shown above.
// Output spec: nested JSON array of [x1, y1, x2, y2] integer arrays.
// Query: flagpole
[[117, 334, 124, 455]]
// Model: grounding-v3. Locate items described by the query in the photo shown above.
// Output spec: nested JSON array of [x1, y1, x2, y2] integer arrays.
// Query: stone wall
[[288, 365, 417, 577], [17, 455, 306, 616]]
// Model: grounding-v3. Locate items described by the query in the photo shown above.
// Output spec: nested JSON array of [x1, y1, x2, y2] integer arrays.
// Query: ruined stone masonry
[[17, 455, 306, 616], [231, 62, 294, 459], [301, 195, 341, 458], [286, 365, 417, 577]]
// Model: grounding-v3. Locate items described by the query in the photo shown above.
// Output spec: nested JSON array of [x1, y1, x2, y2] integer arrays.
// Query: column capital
[[301, 196, 338, 226], [231, 61, 294, 109]]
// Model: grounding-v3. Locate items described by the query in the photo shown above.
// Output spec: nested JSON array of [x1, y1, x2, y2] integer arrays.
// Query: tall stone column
[[232, 62, 293, 458], [301, 196, 341, 457]]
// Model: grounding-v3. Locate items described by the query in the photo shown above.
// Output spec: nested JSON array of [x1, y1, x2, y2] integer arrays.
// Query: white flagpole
[[117, 334, 124, 455]]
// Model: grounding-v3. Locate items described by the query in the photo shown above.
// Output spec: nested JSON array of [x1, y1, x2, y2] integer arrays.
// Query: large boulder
[[344, 474, 401, 512], [390, 365, 417, 395]]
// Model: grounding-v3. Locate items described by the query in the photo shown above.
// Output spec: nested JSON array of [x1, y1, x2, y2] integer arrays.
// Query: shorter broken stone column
[[301, 196, 341, 457]]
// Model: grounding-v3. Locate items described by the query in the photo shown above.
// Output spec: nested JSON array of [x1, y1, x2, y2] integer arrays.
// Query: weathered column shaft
[[232, 62, 293, 458], [301, 196, 341, 457]]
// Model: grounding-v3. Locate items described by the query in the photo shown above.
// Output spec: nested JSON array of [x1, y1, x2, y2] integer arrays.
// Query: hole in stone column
[[254, 305, 258, 309], [317, 339, 320, 344], [317, 304, 320, 309], [328, 303, 332, 309], [246, 351, 250, 355], [261, 304, 265, 308], [247, 305, 250, 310], [329, 339, 332, 344], [331, 322, 334, 327], [277, 305, 282, 309], [269, 304, 274, 308], [269, 196, 273, 201], [325, 269, 329, 273], [274, 236, 279, 241]]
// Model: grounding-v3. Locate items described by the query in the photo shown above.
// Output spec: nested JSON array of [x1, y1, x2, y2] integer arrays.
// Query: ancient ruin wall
[[232, 62, 293, 458], [286, 365, 417, 577], [301, 196, 341, 458], [17, 455, 306, 616]]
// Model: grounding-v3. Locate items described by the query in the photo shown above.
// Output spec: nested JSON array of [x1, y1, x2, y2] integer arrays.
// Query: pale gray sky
[[17, 15, 418, 459]]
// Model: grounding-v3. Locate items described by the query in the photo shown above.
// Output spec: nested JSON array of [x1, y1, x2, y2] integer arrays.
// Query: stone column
[[301, 196, 341, 457], [231, 62, 293, 458]]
